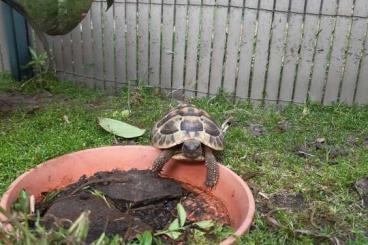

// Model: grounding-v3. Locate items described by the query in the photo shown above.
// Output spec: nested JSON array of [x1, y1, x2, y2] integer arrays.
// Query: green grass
[[0, 77, 367, 244]]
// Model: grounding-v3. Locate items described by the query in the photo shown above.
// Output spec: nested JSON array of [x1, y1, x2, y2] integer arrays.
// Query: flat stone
[[96, 170, 183, 206]]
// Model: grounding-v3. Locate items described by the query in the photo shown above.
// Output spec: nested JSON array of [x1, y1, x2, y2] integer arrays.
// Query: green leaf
[[176, 203, 186, 227], [136, 231, 152, 245], [28, 47, 38, 60], [121, 109, 130, 118], [106, 0, 114, 10], [168, 218, 180, 231], [12, 189, 29, 213], [193, 220, 215, 229], [165, 231, 182, 240], [98, 117, 145, 138]]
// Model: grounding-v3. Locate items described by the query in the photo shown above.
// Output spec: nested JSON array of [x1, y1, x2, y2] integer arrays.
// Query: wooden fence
[[7, 0, 368, 105], [0, 2, 11, 74]]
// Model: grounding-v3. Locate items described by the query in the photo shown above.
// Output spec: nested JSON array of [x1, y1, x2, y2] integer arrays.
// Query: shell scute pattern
[[152, 105, 224, 150]]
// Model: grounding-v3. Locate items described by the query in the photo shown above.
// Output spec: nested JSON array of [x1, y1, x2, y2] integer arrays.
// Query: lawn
[[0, 75, 367, 244]]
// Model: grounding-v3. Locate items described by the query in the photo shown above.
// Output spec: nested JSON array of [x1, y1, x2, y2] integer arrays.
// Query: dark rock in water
[[43, 196, 152, 242], [95, 170, 183, 207]]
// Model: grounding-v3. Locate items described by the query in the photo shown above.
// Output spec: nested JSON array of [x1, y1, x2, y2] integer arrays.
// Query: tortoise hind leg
[[152, 149, 176, 174], [204, 147, 219, 187]]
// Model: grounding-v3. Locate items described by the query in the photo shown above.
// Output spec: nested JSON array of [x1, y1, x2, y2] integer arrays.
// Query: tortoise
[[151, 104, 224, 187]]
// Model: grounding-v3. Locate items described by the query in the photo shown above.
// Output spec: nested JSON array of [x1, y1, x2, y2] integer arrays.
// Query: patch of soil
[[271, 192, 305, 211], [0, 91, 53, 115], [37, 169, 230, 243], [276, 120, 289, 133], [355, 177, 368, 208], [248, 123, 265, 137]]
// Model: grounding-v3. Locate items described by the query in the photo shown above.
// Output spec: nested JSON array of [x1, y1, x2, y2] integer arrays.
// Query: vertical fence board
[[126, 0, 138, 82], [184, 0, 201, 97], [62, 33, 74, 81], [250, 0, 274, 104], [197, 0, 215, 97], [0, 5, 7, 72], [53, 36, 64, 79], [209, 0, 228, 95], [103, 3, 116, 92], [161, 0, 175, 91], [115, 1, 127, 89], [236, 0, 258, 99], [293, 0, 321, 104], [324, 0, 354, 105], [340, 0, 368, 104], [82, 11, 94, 88], [309, 0, 337, 103], [91, 2, 104, 89], [138, 0, 149, 84], [279, 0, 305, 104], [355, 25, 368, 105], [172, 0, 187, 93], [223, 0, 243, 95], [265, 0, 288, 104], [149, 0, 162, 87], [71, 25, 83, 85]]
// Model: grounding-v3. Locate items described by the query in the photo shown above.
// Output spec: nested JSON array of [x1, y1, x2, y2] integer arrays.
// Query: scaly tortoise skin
[[151, 104, 224, 187]]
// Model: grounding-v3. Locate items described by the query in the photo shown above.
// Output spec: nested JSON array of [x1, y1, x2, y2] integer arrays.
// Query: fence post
[[0, 1, 31, 80]]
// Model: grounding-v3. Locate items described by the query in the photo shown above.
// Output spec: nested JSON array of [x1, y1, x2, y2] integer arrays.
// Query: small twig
[[221, 117, 234, 133], [310, 205, 321, 230], [69, 177, 129, 196], [123, 219, 133, 241]]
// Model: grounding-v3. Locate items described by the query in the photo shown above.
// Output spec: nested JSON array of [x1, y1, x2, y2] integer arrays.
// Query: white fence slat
[[126, 0, 138, 82], [324, 0, 354, 105], [103, 3, 116, 93], [62, 33, 74, 81], [172, 0, 187, 93], [355, 25, 368, 105], [250, 0, 273, 104], [209, 0, 228, 95], [138, 0, 149, 84], [91, 2, 104, 89], [340, 0, 368, 104], [34, 33, 44, 56], [71, 25, 83, 85], [293, 0, 321, 104], [52, 36, 64, 79], [309, 0, 338, 103], [184, 0, 201, 97], [82, 11, 94, 88], [149, 0, 162, 87], [115, 2, 127, 89], [279, 0, 305, 104], [264, 0, 289, 104], [161, 0, 175, 91], [223, 0, 243, 95], [197, 0, 215, 97], [236, 0, 258, 99]]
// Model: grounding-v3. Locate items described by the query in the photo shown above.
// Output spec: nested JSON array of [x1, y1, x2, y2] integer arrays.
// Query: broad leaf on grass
[[98, 118, 145, 138], [177, 203, 187, 227]]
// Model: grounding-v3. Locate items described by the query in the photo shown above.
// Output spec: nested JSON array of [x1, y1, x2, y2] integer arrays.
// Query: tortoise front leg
[[204, 147, 219, 187], [152, 149, 176, 174]]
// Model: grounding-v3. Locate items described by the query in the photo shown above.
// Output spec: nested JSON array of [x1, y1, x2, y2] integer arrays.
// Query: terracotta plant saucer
[[0, 146, 255, 244]]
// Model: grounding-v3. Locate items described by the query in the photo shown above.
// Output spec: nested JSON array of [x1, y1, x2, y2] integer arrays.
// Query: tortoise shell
[[151, 104, 224, 151]]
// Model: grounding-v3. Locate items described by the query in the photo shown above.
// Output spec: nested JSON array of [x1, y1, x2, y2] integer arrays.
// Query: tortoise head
[[182, 139, 202, 159]]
